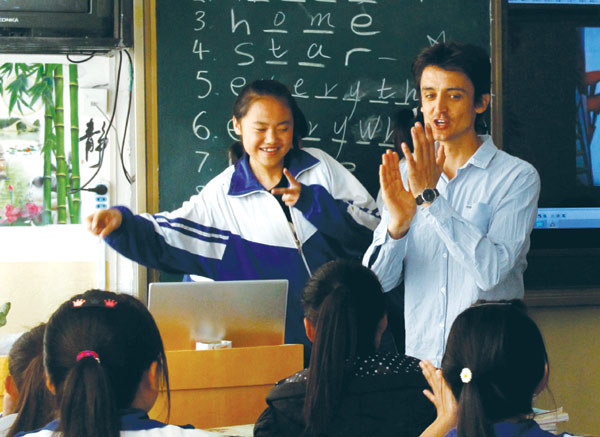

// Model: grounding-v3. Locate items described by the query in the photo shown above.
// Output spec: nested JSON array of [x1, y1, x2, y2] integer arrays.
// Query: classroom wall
[[531, 305, 600, 436], [0, 226, 99, 339]]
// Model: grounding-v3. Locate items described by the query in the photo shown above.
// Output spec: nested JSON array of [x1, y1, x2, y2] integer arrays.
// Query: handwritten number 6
[[193, 111, 210, 140]]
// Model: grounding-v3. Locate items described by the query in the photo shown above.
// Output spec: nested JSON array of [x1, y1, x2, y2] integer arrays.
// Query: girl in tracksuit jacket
[[87, 80, 380, 358]]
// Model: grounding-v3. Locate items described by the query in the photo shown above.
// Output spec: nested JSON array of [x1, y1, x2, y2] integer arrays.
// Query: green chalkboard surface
[[155, 0, 490, 211]]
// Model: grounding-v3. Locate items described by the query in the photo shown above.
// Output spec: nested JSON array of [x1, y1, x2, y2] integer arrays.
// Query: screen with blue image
[[504, 3, 600, 288], [504, 6, 600, 232]]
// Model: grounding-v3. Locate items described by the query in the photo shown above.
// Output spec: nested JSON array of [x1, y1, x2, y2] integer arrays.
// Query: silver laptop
[[148, 280, 288, 351]]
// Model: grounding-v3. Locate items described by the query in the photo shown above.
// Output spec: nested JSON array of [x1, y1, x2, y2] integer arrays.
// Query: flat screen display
[[508, 0, 600, 4], [504, 14, 600, 233], [532, 25, 600, 231], [504, 5, 600, 287]]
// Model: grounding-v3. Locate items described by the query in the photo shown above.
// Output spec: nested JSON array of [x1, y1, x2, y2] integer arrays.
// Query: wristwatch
[[415, 188, 439, 206]]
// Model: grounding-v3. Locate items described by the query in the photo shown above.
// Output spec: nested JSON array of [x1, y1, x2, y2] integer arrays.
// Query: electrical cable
[[119, 49, 134, 184], [66, 53, 96, 64]]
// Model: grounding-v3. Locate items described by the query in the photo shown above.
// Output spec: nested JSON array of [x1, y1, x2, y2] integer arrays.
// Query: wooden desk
[[1, 344, 303, 428], [150, 344, 303, 429]]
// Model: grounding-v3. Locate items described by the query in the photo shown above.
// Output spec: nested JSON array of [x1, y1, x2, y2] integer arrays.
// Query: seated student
[[420, 300, 571, 437], [1, 324, 54, 437], [254, 259, 435, 437], [19, 289, 218, 437]]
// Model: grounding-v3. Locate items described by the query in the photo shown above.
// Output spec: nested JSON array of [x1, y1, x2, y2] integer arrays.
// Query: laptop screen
[[148, 280, 288, 350]]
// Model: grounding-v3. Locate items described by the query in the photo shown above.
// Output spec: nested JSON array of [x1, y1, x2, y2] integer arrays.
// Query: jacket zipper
[[288, 206, 312, 277]]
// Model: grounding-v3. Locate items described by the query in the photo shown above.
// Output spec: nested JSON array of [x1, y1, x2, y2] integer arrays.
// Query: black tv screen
[[503, 3, 600, 288], [0, 0, 132, 52]]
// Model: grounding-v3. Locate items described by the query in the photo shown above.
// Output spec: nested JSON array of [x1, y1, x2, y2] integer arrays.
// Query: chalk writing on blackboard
[[194, 150, 210, 193], [155, 0, 490, 210], [428, 30, 446, 46]]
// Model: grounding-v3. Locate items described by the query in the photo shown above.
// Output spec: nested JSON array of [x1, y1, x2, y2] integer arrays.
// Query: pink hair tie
[[76, 350, 100, 364]]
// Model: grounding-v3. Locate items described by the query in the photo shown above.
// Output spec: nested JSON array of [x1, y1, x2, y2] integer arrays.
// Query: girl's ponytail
[[303, 285, 355, 436], [455, 375, 494, 437], [6, 338, 55, 437], [58, 354, 118, 437], [301, 260, 386, 437]]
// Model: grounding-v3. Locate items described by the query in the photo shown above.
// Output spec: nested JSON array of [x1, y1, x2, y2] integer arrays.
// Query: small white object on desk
[[195, 340, 232, 351]]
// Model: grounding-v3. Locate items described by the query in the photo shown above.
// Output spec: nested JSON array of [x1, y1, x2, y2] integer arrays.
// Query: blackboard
[[154, 0, 490, 212]]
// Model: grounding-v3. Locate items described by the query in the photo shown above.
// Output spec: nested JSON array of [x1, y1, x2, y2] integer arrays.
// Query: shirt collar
[[228, 148, 319, 196], [467, 135, 497, 169]]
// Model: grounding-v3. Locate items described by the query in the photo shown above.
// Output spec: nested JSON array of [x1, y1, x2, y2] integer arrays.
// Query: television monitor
[[508, 0, 600, 4], [0, 0, 132, 53], [503, 2, 600, 289]]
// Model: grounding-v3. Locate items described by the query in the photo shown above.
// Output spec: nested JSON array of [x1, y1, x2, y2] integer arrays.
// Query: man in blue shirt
[[363, 42, 540, 367]]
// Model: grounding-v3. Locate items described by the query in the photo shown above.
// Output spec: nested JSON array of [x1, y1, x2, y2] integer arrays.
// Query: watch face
[[423, 188, 436, 202]]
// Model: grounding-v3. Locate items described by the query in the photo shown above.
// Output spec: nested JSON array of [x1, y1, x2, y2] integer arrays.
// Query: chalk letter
[[269, 38, 289, 59], [345, 81, 362, 119], [231, 9, 250, 35], [350, 13, 380, 36], [310, 12, 334, 28], [234, 42, 255, 66], [293, 78, 308, 99], [274, 11, 286, 27], [333, 116, 349, 158], [307, 43, 331, 60], [403, 79, 418, 105], [383, 117, 394, 143], [359, 115, 382, 141], [344, 48, 371, 66], [230, 77, 247, 97], [378, 78, 396, 100]]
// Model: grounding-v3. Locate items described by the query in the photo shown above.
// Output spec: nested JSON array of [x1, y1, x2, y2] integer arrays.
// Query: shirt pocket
[[462, 202, 492, 233]]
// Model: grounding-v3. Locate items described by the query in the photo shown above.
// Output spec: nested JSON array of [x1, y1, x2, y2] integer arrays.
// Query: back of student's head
[[44, 289, 169, 437], [232, 79, 309, 148], [302, 259, 386, 436], [441, 300, 548, 437], [6, 324, 54, 437], [412, 41, 491, 106]]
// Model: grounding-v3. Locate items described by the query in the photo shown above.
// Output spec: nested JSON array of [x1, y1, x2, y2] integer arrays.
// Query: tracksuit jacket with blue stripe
[[105, 147, 380, 353], [18, 408, 219, 436]]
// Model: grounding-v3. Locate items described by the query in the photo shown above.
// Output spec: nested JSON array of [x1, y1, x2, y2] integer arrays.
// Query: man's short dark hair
[[412, 41, 491, 105]]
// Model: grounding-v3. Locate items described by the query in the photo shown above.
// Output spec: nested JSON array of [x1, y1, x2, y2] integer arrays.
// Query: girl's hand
[[271, 168, 301, 207], [419, 360, 458, 437], [86, 209, 123, 238]]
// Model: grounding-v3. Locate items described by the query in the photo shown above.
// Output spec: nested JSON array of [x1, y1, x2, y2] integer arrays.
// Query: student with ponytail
[[1, 324, 54, 437], [254, 259, 434, 437], [420, 301, 571, 437], [19, 289, 216, 437]]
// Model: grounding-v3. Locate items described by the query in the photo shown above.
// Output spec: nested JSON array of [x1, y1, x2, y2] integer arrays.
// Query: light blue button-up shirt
[[363, 136, 540, 367]]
